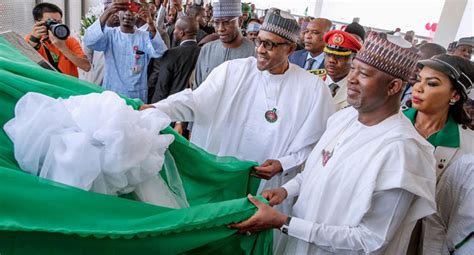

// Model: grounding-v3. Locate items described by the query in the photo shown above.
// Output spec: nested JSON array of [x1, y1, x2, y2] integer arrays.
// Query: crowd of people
[[24, 0, 474, 254]]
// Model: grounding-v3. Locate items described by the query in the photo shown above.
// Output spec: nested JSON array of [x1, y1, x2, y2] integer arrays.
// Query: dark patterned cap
[[260, 8, 300, 43], [355, 31, 419, 81], [213, 0, 242, 18]]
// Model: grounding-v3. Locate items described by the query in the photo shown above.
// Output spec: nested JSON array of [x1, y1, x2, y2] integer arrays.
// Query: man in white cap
[[452, 36, 473, 60], [193, 0, 255, 86], [230, 31, 437, 255], [141, 8, 335, 216]]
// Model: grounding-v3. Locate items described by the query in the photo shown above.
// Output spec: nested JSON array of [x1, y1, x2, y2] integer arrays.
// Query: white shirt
[[179, 39, 197, 46], [305, 51, 325, 70], [423, 154, 474, 255], [154, 57, 335, 213], [279, 108, 436, 254], [325, 75, 349, 111]]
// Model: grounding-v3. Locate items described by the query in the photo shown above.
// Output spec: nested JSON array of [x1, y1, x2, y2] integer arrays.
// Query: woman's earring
[[449, 98, 457, 105]]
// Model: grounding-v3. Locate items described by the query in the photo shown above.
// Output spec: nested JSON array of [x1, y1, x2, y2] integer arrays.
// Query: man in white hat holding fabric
[[230, 31, 437, 254], [141, 8, 335, 216]]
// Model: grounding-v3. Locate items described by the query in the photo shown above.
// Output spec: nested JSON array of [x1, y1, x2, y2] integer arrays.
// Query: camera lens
[[52, 25, 70, 40], [50, 24, 70, 40]]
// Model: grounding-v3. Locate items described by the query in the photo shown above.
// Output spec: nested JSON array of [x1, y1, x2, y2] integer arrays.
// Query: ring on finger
[[246, 231, 252, 236]]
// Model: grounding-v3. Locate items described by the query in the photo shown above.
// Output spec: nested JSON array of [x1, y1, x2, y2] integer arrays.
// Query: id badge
[[132, 64, 142, 74]]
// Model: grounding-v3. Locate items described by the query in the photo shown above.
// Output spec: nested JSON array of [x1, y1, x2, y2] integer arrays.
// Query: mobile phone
[[128, 1, 141, 13]]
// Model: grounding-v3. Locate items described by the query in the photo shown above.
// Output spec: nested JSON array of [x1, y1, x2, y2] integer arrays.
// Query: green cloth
[[0, 37, 271, 254], [403, 108, 460, 148]]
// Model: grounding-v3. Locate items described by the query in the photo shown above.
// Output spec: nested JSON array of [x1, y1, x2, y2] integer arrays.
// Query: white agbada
[[423, 154, 474, 254], [279, 107, 437, 254], [154, 57, 336, 213]]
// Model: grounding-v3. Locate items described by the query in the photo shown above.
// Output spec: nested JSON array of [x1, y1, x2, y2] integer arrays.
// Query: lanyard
[[42, 42, 59, 63]]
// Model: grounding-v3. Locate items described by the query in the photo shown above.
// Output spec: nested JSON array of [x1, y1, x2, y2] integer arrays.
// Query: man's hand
[[261, 188, 288, 207], [171, 0, 182, 11], [31, 21, 48, 39], [48, 31, 66, 51], [174, 122, 183, 135], [100, 0, 129, 27], [47, 31, 91, 72], [138, 2, 157, 37], [138, 6, 154, 24], [139, 104, 156, 111], [228, 194, 288, 234], [252, 160, 283, 180]]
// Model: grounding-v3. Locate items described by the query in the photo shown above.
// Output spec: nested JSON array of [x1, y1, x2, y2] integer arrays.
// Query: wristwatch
[[279, 216, 292, 235]]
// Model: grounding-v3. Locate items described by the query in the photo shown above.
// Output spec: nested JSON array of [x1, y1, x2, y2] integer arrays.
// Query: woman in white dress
[[403, 54, 474, 254]]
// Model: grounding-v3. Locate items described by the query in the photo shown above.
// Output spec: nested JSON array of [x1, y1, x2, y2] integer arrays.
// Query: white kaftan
[[279, 107, 437, 254], [153, 57, 336, 213]]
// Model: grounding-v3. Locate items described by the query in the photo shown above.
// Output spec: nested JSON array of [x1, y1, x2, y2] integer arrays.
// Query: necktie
[[329, 83, 339, 97], [305, 58, 316, 70]]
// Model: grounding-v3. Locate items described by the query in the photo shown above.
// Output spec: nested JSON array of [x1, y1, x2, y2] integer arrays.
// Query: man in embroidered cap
[[192, 0, 256, 87], [245, 18, 261, 42], [323, 30, 362, 110], [141, 8, 335, 217], [230, 31, 437, 255]]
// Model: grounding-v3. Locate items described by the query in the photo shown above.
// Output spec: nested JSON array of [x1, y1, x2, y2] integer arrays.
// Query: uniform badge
[[333, 33, 344, 45]]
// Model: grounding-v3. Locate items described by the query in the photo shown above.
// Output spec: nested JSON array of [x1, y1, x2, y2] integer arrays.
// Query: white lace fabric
[[4, 91, 188, 208]]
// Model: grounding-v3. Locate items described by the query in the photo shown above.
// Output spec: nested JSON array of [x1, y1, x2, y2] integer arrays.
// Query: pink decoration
[[425, 22, 431, 31]]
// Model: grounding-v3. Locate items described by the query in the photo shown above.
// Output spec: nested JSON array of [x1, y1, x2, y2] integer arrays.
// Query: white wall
[[455, 0, 473, 40], [0, 0, 37, 36], [253, 0, 463, 39]]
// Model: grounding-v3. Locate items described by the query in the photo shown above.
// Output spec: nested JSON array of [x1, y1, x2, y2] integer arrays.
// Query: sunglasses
[[254, 38, 291, 51]]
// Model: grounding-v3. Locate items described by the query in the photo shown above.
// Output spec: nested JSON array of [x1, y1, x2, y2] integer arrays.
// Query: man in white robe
[[141, 8, 335, 215], [230, 31, 437, 254]]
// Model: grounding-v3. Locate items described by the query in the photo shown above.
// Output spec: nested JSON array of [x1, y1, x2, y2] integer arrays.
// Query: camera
[[44, 19, 70, 40]]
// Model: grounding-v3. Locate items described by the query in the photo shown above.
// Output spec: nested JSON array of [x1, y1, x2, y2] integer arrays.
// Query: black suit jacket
[[151, 41, 201, 103]]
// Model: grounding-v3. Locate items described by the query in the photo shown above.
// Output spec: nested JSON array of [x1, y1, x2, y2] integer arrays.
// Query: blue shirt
[[84, 21, 167, 102]]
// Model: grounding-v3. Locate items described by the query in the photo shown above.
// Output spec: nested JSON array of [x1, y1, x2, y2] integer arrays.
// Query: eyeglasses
[[254, 38, 291, 51], [212, 17, 239, 28]]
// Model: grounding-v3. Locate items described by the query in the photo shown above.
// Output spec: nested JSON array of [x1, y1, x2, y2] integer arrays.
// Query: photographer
[[26, 3, 91, 77]]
